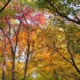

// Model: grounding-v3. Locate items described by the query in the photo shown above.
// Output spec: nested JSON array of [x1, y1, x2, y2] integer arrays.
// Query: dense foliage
[[0, 0, 80, 80]]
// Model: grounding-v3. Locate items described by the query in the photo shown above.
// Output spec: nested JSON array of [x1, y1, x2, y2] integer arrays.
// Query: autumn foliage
[[0, 1, 80, 80]]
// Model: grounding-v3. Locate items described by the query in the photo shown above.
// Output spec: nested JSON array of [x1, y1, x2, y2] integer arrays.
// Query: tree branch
[[45, 0, 80, 25], [53, 42, 73, 65], [0, 0, 11, 13], [67, 42, 80, 74]]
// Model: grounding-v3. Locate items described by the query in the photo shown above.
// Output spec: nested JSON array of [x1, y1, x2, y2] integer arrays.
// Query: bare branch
[[67, 42, 80, 74], [53, 41, 73, 65], [0, 0, 11, 13], [45, 0, 80, 25]]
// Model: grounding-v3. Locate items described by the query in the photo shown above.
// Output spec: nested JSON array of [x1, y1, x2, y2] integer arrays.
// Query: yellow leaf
[[10, 19, 18, 24]]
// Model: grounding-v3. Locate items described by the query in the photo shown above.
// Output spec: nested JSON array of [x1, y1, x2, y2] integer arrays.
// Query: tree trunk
[[11, 51, 15, 80], [23, 31, 30, 80]]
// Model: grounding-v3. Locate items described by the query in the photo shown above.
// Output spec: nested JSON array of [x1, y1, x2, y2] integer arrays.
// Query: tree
[[0, 4, 46, 80], [1, 0, 80, 80], [31, 0, 80, 25], [31, 24, 80, 80]]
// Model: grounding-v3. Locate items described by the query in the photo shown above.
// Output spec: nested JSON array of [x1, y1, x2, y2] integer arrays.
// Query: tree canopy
[[31, 0, 80, 25], [0, 0, 80, 80]]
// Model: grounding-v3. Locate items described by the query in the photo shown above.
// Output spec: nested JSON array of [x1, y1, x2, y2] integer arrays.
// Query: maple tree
[[0, 2, 46, 79], [0, 0, 80, 80]]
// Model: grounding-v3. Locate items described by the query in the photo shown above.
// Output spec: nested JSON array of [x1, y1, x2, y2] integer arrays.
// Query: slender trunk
[[23, 31, 30, 80], [2, 60, 6, 80], [8, 40, 15, 80], [2, 71, 5, 80], [1, 29, 6, 80], [4, 16, 21, 80], [11, 53, 15, 80]]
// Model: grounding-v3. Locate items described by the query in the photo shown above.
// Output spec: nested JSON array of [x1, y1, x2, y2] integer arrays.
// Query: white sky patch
[[68, 14, 74, 19], [16, 19, 20, 24], [27, 19, 31, 24], [31, 70, 37, 79], [19, 52, 26, 62], [32, 73, 37, 79], [74, 5, 80, 10], [44, 13, 50, 18]]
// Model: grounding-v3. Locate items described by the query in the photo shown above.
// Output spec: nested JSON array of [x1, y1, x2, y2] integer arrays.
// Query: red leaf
[[16, 15, 22, 20]]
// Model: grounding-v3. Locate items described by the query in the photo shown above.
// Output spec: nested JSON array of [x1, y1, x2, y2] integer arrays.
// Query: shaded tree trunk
[[23, 31, 30, 80], [0, 28, 6, 80], [11, 51, 15, 80]]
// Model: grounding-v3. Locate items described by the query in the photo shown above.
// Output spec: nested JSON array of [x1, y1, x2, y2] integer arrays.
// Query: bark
[[23, 31, 30, 80], [0, 28, 6, 80], [67, 42, 80, 74], [5, 18, 21, 80], [0, 0, 11, 12], [54, 41, 80, 74], [45, 0, 80, 25]]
